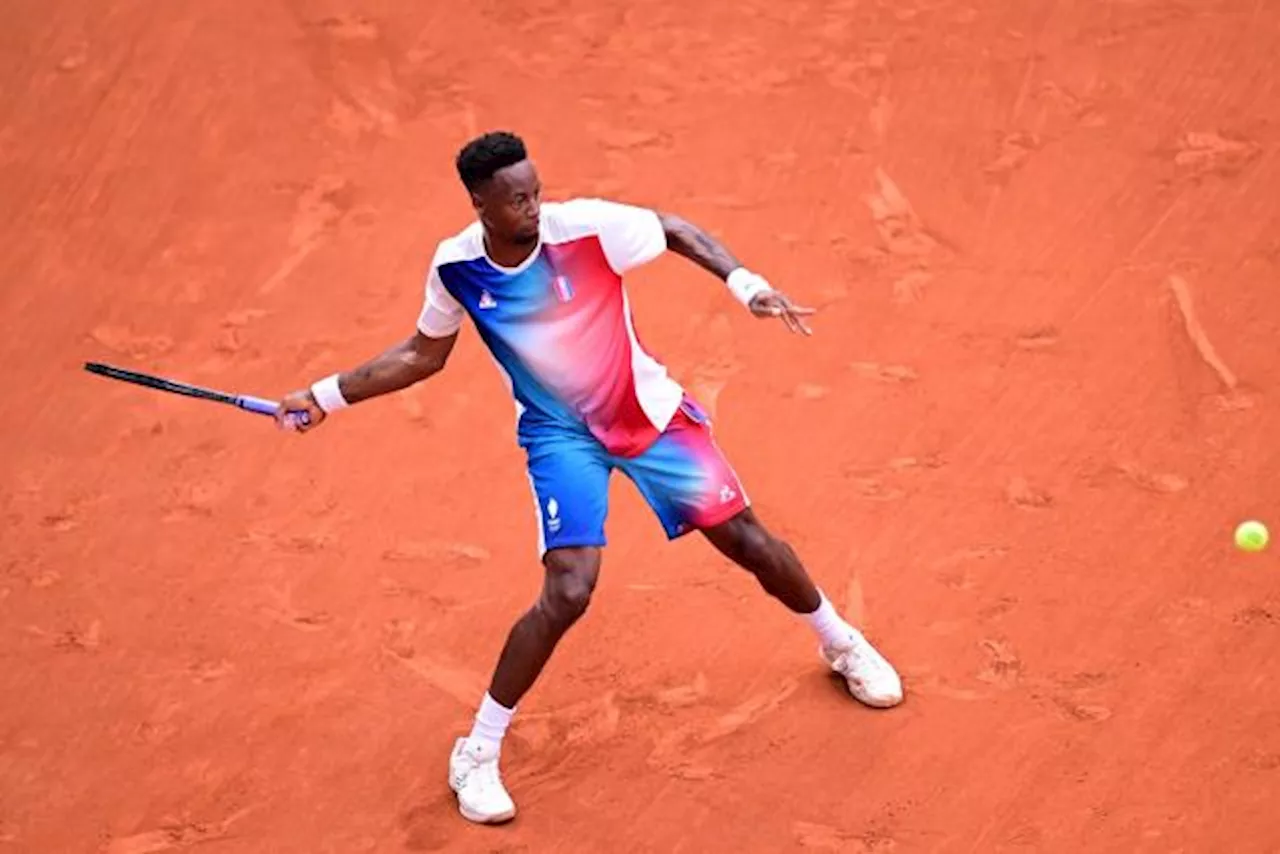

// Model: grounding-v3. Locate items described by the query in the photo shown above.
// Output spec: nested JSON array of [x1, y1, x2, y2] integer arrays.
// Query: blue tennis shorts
[[523, 399, 750, 556]]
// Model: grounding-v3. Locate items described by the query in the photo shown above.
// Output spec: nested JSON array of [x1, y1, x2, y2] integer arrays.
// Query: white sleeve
[[416, 264, 465, 338], [577, 198, 667, 274]]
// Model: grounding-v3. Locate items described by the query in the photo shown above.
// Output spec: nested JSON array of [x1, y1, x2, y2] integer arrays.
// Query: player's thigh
[[524, 435, 613, 557], [616, 403, 749, 539]]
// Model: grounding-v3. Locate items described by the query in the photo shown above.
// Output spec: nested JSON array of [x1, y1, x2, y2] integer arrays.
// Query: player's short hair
[[456, 131, 528, 192]]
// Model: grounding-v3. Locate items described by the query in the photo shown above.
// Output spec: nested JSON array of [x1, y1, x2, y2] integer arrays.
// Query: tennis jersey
[[416, 198, 685, 458]]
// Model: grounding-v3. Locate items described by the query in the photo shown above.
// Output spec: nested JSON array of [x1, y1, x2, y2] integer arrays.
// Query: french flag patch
[[552, 275, 574, 302]]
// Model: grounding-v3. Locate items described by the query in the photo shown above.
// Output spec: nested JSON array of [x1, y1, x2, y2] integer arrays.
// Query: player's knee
[[540, 548, 600, 628], [543, 573, 594, 627]]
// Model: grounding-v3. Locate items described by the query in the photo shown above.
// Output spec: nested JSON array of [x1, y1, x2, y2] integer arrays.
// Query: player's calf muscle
[[704, 512, 819, 612]]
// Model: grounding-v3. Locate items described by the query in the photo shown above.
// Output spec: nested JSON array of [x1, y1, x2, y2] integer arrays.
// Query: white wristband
[[725, 267, 772, 307], [310, 373, 350, 414]]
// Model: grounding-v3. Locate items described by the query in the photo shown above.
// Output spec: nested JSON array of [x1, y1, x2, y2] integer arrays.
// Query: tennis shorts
[[524, 397, 750, 556]]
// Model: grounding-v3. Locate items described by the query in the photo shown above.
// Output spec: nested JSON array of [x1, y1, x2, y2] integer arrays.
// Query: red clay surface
[[4, 2, 1279, 852]]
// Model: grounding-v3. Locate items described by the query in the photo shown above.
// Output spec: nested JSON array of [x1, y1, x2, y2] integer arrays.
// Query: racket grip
[[238, 394, 311, 428], [238, 395, 280, 416]]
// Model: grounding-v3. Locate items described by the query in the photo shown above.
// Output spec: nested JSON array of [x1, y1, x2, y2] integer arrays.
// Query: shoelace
[[836, 641, 885, 677], [467, 756, 505, 793]]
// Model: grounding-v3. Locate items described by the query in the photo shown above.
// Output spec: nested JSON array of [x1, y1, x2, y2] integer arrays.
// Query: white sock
[[466, 692, 515, 754], [803, 590, 856, 649]]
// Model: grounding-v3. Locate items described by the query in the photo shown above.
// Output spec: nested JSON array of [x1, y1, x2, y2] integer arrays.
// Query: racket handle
[[238, 395, 280, 416], [238, 395, 312, 427]]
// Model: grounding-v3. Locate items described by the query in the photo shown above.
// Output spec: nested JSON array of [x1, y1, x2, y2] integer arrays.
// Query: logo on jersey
[[478, 290, 497, 309], [719, 484, 737, 504], [552, 275, 574, 303]]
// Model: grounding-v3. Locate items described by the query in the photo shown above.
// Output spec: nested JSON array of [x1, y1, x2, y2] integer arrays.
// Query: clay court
[[4, 1, 1279, 851]]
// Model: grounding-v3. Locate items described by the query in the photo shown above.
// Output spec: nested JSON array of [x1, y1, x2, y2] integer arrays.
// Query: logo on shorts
[[478, 290, 497, 309], [719, 484, 737, 504], [546, 497, 561, 533]]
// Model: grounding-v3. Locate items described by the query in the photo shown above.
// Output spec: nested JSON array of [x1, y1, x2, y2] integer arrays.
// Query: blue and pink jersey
[[416, 198, 749, 553], [417, 199, 684, 457]]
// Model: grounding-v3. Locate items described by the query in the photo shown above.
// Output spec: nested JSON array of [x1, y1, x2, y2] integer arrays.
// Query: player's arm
[[275, 331, 457, 431], [656, 211, 814, 335], [331, 331, 457, 403], [275, 254, 467, 432], [656, 212, 742, 279]]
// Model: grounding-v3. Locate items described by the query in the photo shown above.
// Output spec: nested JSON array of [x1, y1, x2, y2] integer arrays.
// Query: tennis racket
[[83, 361, 310, 427]]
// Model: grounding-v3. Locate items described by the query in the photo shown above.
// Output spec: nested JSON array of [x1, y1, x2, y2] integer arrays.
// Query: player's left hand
[[749, 289, 815, 336]]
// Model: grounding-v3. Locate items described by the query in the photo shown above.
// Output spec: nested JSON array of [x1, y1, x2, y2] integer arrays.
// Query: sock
[[802, 590, 856, 649], [466, 692, 516, 754]]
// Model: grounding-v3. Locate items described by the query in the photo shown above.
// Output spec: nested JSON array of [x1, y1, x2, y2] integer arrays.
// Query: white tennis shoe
[[449, 737, 516, 824], [821, 629, 904, 708]]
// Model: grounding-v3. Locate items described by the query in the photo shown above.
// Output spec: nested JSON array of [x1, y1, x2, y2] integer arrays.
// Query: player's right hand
[[276, 389, 326, 433]]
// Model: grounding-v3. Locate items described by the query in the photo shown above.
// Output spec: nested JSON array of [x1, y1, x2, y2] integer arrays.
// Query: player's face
[[476, 160, 542, 245]]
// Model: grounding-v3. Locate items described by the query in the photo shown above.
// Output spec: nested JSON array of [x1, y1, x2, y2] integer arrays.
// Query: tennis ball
[[1235, 520, 1269, 553]]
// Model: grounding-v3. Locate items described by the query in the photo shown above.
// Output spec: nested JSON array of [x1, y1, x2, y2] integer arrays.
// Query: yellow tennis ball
[[1235, 520, 1269, 553]]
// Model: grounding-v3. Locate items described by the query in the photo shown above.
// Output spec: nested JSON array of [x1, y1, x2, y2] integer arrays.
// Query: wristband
[[725, 267, 772, 307], [310, 373, 350, 414]]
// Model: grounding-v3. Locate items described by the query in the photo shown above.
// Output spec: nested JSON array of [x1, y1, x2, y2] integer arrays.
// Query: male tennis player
[[276, 131, 903, 825]]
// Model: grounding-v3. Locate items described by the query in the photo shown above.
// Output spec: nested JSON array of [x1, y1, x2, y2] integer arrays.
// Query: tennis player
[[276, 131, 903, 824]]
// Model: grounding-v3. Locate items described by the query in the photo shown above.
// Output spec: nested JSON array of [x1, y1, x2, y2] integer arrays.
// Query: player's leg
[[700, 507, 901, 707], [449, 435, 611, 825], [485, 546, 601, 708], [618, 399, 902, 708], [700, 506, 819, 612]]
